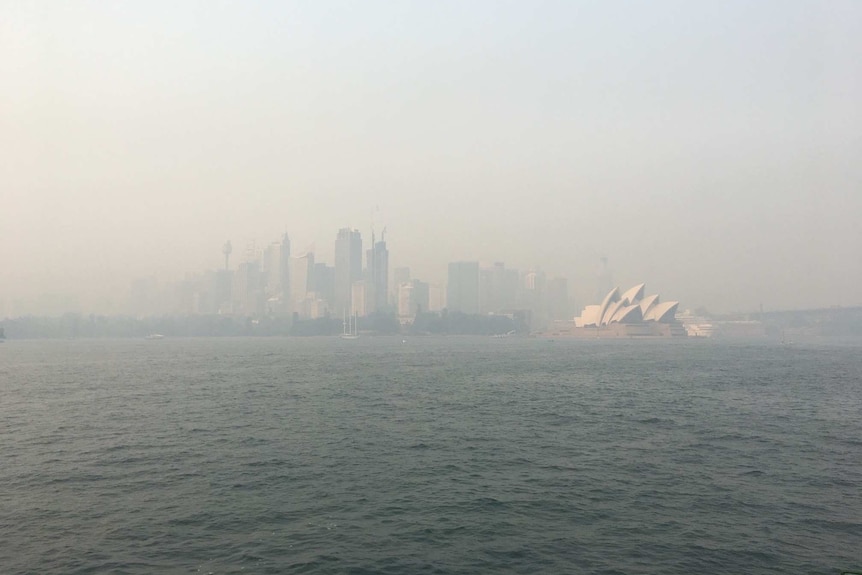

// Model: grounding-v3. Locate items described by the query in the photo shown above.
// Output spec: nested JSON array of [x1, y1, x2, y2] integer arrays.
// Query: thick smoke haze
[[2, 1, 860, 316]]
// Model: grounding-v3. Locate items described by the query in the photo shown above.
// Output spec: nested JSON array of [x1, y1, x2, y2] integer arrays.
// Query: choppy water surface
[[1, 337, 860, 574]]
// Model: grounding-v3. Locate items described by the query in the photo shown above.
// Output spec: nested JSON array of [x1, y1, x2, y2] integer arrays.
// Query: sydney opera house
[[552, 283, 686, 337]]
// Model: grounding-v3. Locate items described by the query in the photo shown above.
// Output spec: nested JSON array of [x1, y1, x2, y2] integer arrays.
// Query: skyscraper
[[446, 261, 480, 314], [547, 276, 571, 321], [289, 252, 314, 317], [233, 260, 263, 316], [263, 241, 281, 298], [278, 233, 291, 312], [334, 228, 362, 315], [398, 279, 429, 318], [311, 262, 335, 310], [524, 269, 548, 330], [365, 231, 389, 314], [479, 266, 495, 314], [391, 267, 411, 308]]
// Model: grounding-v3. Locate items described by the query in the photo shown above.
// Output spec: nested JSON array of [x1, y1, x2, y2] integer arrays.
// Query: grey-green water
[[1, 337, 860, 574]]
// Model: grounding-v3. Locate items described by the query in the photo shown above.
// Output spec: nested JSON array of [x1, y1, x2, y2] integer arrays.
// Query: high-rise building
[[547, 276, 571, 320], [334, 228, 362, 315], [492, 262, 514, 311], [213, 269, 232, 314], [503, 268, 520, 310], [479, 262, 518, 314], [233, 261, 263, 316], [523, 269, 548, 329], [263, 241, 281, 298], [447, 261, 480, 314], [278, 233, 291, 311], [289, 252, 314, 317], [397, 282, 414, 318], [312, 263, 335, 311], [398, 279, 429, 318], [479, 266, 495, 314], [365, 232, 389, 314], [428, 283, 445, 312], [391, 267, 411, 308]]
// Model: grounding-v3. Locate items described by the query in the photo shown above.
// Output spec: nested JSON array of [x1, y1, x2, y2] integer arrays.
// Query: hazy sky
[[2, 0, 860, 315]]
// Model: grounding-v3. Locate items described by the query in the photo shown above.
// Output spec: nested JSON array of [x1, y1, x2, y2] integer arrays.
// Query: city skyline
[[110, 225, 576, 330], [1, 214, 859, 319], [3, 2, 861, 316]]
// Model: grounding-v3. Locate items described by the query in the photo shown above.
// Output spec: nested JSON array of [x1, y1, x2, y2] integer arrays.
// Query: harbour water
[[1, 337, 860, 574]]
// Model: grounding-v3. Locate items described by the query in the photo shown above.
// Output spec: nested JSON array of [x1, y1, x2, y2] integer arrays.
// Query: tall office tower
[[503, 268, 520, 310], [213, 269, 232, 314], [278, 233, 291, 311], [312, 263, 335, 310], [263, 241, 281, 298], [524, 269, 548, 330], [479, 261, 514, 314], [289, 252, 314, 317], [391, 267, 410, 307], [524, 269, 546, 293], [334, 228, 362, 315], [428, 283, 445, 312], [491, 262, 508, 312], [234, 260, 264, 316], [413, 280, 430, 315], [447, 261, 480, 314], [479, 266, 495, 314], [398, 279, 429, 318], [547, 276, 571, 320], [397, 281, 414, 318], [365, 231, 389, 314]]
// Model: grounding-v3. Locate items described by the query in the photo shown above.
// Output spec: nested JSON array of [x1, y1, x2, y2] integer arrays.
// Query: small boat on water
[[144, 333, 164, 340]]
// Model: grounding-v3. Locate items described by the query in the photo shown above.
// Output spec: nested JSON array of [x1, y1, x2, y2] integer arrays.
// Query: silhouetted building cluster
[[123, 226, 574, 332]]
